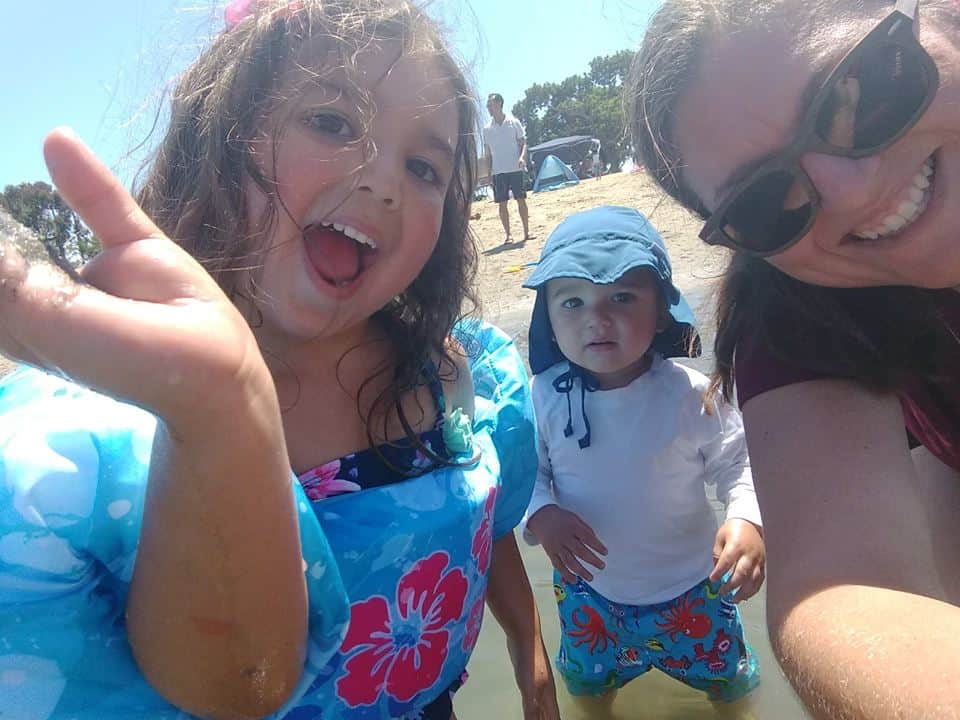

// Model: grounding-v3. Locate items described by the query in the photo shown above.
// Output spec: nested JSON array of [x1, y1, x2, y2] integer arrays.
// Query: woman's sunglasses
[[699, 0, 939, 257]]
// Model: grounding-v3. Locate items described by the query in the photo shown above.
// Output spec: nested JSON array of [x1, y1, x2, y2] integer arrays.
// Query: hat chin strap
[[552, 362, 598, 449]]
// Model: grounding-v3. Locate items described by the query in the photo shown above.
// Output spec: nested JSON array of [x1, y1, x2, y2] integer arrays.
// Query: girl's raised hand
[[0, 128, 272, 431]]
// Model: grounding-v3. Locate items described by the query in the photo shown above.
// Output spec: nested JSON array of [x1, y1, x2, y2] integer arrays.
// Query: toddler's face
[[545, 267, 664, 389]]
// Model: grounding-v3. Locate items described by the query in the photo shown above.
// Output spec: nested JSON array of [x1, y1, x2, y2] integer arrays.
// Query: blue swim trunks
[[553, 573, 759, 702]]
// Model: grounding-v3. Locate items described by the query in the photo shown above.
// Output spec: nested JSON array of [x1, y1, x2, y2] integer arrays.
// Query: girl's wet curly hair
[[136, 0, 479, 454]]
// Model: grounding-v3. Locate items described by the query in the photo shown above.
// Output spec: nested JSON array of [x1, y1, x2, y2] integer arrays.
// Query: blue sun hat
[[524, 206, 701, 448], [525, 205, 700, 374]]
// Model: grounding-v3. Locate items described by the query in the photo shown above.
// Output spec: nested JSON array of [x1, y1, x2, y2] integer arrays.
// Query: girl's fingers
[[43, 128, 165, 249]]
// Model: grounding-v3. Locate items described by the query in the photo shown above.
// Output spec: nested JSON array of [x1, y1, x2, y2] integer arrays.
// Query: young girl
[[0, 1, 558, 718], [521, 206, 764, 705]]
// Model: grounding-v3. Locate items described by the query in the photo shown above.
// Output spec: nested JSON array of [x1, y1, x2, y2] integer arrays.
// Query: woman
[[629, 1, 960, 717]]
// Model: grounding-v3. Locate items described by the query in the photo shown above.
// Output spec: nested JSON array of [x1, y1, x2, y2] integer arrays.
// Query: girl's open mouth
[[303, 222, 378, 288]]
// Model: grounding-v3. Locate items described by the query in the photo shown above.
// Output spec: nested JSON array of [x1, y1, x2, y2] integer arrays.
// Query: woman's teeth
[[853, 156, 934, 240]]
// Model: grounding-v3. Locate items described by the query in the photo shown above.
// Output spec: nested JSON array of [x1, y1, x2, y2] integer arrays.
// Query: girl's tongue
[[303, 225, 362, 285]]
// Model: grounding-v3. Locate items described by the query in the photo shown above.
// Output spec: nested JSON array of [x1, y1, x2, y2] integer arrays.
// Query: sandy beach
[[469, 171, 730, 362]]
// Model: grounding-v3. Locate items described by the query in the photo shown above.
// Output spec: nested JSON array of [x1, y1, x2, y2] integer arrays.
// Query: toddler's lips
[[586, 341, 617, 351]]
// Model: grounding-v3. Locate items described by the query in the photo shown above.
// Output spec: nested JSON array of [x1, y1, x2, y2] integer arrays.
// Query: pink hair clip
[[224, 0, 303, 31], [224, 0, 257, 30]]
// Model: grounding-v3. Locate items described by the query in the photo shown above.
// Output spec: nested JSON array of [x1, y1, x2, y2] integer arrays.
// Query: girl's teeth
[[318, 221, 378, 249]]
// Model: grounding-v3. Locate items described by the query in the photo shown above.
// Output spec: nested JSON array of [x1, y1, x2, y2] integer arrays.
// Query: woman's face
[[672, 9, 960, 288]]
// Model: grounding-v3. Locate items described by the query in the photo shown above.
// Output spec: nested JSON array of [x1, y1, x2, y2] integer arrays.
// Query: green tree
[[512, 49, 635, 171], [0, 182, 100, 269]]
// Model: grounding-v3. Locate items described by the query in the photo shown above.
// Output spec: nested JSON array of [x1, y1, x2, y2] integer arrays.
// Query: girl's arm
[[486, 533, 560, 720], [3, 131, 309, 719], [127, 391, 308, 720], [744, 378, 960, 719]]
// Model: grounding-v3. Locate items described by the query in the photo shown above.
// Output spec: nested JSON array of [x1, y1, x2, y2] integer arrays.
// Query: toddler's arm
[[521, 391, 606, 584], [701, 393, 765, 601]]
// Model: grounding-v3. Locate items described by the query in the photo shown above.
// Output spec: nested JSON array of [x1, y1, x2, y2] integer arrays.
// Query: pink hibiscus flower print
[[336, 551, 469, 707], [299, 460, 360, 500], [461, 594, 486, 652], [470, 487, 498, 574]]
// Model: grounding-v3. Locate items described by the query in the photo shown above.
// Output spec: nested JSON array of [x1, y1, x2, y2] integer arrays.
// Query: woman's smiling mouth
[[852, 154, 935, 240]]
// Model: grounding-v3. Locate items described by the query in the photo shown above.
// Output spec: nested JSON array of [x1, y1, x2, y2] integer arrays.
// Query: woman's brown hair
[[627, 0, 960, 401]]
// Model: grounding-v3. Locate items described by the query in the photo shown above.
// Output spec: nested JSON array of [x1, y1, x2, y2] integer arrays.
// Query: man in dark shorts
[[483, 93, 530, 245]]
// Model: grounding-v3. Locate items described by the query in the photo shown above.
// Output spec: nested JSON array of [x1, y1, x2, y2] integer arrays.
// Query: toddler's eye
[[306, 112, 354, 139], [611, 292, 636, 303], [561, 298, 583, 309], [408, 158, 441, 185]]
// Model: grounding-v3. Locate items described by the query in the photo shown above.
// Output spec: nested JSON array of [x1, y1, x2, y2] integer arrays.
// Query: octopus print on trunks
[[553, 573, 760, 702]]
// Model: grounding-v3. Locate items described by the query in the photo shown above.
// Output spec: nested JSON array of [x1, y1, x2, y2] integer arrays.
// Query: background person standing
[[483, 93, 530, 245]]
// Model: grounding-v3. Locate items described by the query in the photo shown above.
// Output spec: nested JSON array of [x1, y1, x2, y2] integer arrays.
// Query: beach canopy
[[532, 154, 580, 193], [528, 135, 595, 176]]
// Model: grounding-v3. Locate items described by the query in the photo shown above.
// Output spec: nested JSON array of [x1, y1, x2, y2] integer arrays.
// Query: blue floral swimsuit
[[0, 321, 535, 720], [295, 372, 461, 720]]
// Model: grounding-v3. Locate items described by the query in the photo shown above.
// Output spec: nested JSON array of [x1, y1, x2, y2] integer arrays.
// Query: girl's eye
[[561, 297, 582, 309], [611, 292, 636, 303], [407, 158, 441, 185], [306, 112, 354, 139]]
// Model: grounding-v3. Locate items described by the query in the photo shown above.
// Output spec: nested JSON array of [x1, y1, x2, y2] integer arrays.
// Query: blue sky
[[0, 0, 658, 190]]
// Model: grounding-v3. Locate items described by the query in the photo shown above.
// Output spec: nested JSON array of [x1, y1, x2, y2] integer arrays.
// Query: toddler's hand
[[710, 518, 765, 602], [526, 505, 607, 584], [0, 129, 271, 433]]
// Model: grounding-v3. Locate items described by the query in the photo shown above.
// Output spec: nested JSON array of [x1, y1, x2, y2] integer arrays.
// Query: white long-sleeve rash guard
[[522, 355, 762, 606]]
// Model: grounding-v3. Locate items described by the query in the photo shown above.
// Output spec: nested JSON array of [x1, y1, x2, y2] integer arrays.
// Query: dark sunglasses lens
[[722, 170, 813, 253], [816, 43, 931, 150]]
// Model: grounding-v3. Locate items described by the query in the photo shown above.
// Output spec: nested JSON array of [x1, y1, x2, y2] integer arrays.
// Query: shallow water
[[458, 533, 812, 719]]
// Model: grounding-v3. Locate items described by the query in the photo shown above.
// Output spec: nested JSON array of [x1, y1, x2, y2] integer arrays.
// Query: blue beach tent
[[533, 154, 580, 193]]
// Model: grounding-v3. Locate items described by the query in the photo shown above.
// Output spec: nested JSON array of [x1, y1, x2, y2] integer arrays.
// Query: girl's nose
[[357, 143, 400, 208], [798, 152, 883, 212]]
